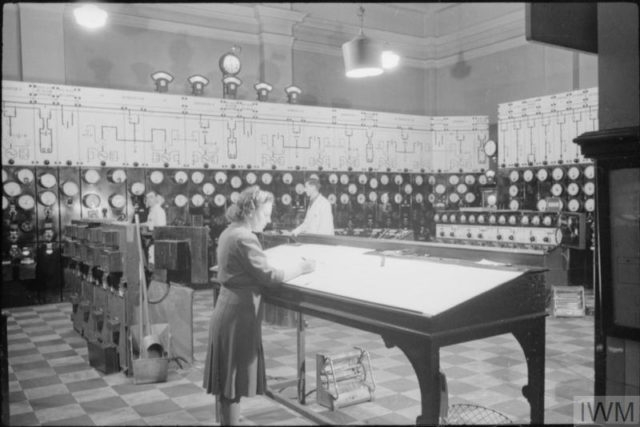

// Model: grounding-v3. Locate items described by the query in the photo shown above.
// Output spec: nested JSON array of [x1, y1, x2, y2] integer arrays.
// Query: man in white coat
[[143, 191, 167, 266], [291, 178, 334, 236]]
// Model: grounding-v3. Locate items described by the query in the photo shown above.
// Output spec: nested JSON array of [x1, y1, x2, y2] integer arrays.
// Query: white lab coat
[[146, 204, 167, 265], [294, 194, 334, 235]]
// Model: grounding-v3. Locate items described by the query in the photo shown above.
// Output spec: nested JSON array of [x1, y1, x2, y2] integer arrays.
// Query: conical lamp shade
[[342, 34, 383, 78]]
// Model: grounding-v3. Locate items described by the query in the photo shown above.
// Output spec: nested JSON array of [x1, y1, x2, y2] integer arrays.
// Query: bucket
[[133, 357, 169, 384]]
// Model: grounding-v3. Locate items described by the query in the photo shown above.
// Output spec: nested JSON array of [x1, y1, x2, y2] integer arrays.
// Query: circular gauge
[[380, 193, 389, 204], [551, 183, 563, 196], [191, 194, 205, 207], [415, 193, 424, 204], [84, 169, 101, 184], [567, 182, 580, 196], [230, 176, 242, 189], [468, 214, 476, 224], [552, 167, 565, 181], [380, 174, 389, 186], [543, 216, 553, 227], [202, 183, 215, 195], [347, 183, 357, 195], [456, 183, 467, 194], [427, 194, 436, 203], [568, 166, 581, 180], [521, 215, 530, 226], [39, 191, 57, 207], [281, 194, 292, 205], [394, 174, 403, 185], [130, 182, 145, 196], [17, 169, 34, 184], [489, 214, 497, 224], [478, 174, 488, 186], [537, 199, 547, 212], [486, 193, 497, 206], [478, 215, 486, 224], [449, 214, 457, 223], [261, 173, 273, 185], [358, 174, 367, 185], [18, 194, 35, 210], [110, 169, 127, 184], [219, 51, 241, 75], [448, 175, 460, 186], [174, 171, 188, 184], [448, 193, 460, 204], [427, 175, 437, 186], [245, 172, 257, 185], [554, 228, 564, 245], [40, 173, 57, 188], [435, 184, 446, 195], [214, 194, 226, 207], [295, 183, 306, 195], [485, 170, 496, 180], [584, 165, 595, 179], [109, 194, 126, 209], [1, 170, 7, 182], [282, 173, 293, 185], [509, 170, 520, 183], [328, 174, 338, 185], [584, 181, 595, 196], [498, 215, 506, 225], [509, 199, 520, 211], [509, 185, 519, 197], [369, 191, 378, 202], [2, 196, 7, 210], [229, 192, 240, 204], [531, 215, 541, 226], [585, 198, 595, 212], [484, 139, 497, 157], [369, 177, 378, 189], [523, 169, 535, 182], [3, 181, 22, 197], [415, 175, 424, 186], [464, 192, 476, 204], [357, 194, 366, 204], [464, 175, 476, 185], [459, 214, 466, 223], [394, 193, 403, 204], [339, 174, 349, 185], [214, 171, 227, 184], [537, 168, 548, 182], [150, 171, 164, 184], [340, 194, 349, 205], [82, 193, 101, 209], [174, 194, 188, 207], [434, 213, 441, 223], [441, 214, 448, 223], [191, 171, 205, 184], [328, 194, 337, 204], [404, 184, 413, 194], [568, 199, 581, 212], [508, 215, 517, 225]]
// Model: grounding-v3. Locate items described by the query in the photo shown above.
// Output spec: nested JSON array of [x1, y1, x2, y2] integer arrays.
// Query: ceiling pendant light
[[73, 4, 108, 29], [342, 6, 383, 78]]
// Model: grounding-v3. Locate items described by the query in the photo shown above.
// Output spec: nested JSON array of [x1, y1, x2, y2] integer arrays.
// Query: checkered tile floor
[[5, 289, 593, 425]]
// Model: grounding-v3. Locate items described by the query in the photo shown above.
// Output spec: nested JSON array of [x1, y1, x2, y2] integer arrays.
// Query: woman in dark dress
[[203, 185, 315, 425]]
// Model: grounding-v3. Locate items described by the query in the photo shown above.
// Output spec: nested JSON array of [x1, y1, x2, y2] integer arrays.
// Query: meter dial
[[174, 171, 188, 184], [369, 177, 378, 189], [464, 192, 476, 204], [191, 171, 205, 184], [295, 183, 306, 195], [449, 214, 457, 223], [459, 214, 466, 223], [484, 139, 497, 157], [214, 194, 226, 207], [583, 182, 595, 196], [531, 215, 541, 226], [464, 175, 476, 185], [191, 194, 205, 207], [468, 214, 476, 224], [441, 214, 448, 223], [394, 174, 403, 185], [2, 196, 8, 210], [433, 213, 441, 223], [110, 169, 127, 183], [509, 185, 519, 197], [261, 173, 273, 185], [414, 175, 424, 186], [523, 169, 535, 182], [567, 182, 580, 196], [478, 174, 488, 186], [380, 193, 389, 204], [348, 183, 357, 195], [150, 171, 164, 184], [394, 193, 403, 204], [83, 193, 101, 209], [109, 194, 126, 209], [477, 215, 486, 224], [508, 215, 517, 225], [3, 181, 22, 197], [174, 194, 188, 207], [1, 170, 7, 182], [368, 192, 377, 202], [542, 216, 553, 227], [339, 174, 349, 185], [230, 176, 242, 189], [509, 199, 520, 211], [584, 165, 595, 179], [552, 167, 564, 181], [486, 193, 497, 206], [380, 174, 389, 186], [489, 214, 497, 224], [403, 184, 413, 194], [357, 194, 366, 204], [84, 169, 101, 184], [282, 173, 293, 185], [358, 174, 367, 185], [427, 175, 437, 186], [17, 169, 34, 184], [39, 191, 57, 207], [485, 170, 496, 180], [245, 172, 257, 185], [456, 183, 467, 194], [415, 193, 424, 204], [40, 173, 57, 188], [427, 194, 436, 204], [202, 183, 215, 195], [568, 199, 581, 212], [521, 215, 530, 226], [228, 192, 239, 204], [281, 194, 292, 205], [340, 194, 350, 205], [328, 194, 337, 204], [567, 166, 581, 180], [537, 199, 547, 212], [214, 171, 227, 184], [18, 194, 35, 210], [536, 168, 548, 182], [554, 229, 564, 245], [509, 170, 520, 183], [448, 175, 460, 186], [448, 193, 460, 204], [328, 174, 338, 185], [498, 215, 506, 225], [585, 198, 595, 212], [130, 182, 145, 196], [435, 184, 446, 195]]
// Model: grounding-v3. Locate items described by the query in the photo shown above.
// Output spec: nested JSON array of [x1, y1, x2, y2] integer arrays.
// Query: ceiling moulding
[[436, 9, 524, 45], [152, 3, 257, 25], [390, 2, 457, 14], [434, 36, 528, 69], [260, 32, 295, 48]]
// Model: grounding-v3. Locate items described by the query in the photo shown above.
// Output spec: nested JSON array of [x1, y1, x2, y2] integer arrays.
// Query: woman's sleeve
[[236, 234, 285, 285]]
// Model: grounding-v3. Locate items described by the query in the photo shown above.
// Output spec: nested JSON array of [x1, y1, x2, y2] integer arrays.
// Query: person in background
[[290, 178, 334, 236], [142, 191, 167, 267], [203, 185, 315, 425]]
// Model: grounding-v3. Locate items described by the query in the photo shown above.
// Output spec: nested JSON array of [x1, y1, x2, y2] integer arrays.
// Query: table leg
[[297, 312, 306, 404], [513, 317, 546, 425]]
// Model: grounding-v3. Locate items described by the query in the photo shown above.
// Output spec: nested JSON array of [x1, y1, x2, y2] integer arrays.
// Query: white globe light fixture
[[342, 6, 383, 78], [74, 4, 108, 29], [381, 50, 400, 70]]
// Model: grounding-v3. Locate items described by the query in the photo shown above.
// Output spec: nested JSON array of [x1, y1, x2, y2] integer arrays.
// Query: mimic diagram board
[[2, 81, 489, 173]]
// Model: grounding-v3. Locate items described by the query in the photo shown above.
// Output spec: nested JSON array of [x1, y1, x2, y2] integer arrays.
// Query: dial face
[[380, 193, 389, 204], [261, 173, 272, 185], [509, 170, 520, 183], [39, 191, 57, 207], [191, 194, 205, 207], [441, 214, 448, 223], [427, 176, 437, 186], [583, 181, 595, 196], [523, 169, 534, 182], [281, 194, 292, 205], [464, 175, 475, 185], [486, 194, 497, 206], [348, 183, 357, 195], [380, 175, 389, 186], [111, 169, 127, 183], [368, 191, 377, 202], [485, 170, 496, 180], [567, 182, 580, 196], [40, 173, 57, 188], [509, 199, 520, 211], [531, 215, 541, 226], [328, 194, 337, 204], [282, 173, 293, 185], [478, 175, 488, 185], [150, 171, 164, 184], [543, 216, 553, 227], [174, 171, 188, 184], [433, 213, 441, 222], [537, 199, 547, 212], [245, 172, 257, 185], [483, 139, 497, 157], [130, 182, 145, 196], [449, 214, 457, 223], [568, 166, 581, 180], [584, 165, 595, 179], [339, 174, 349, 185], [84, 169, 101, 184], [296, 183, 306, 195], [17, 169, 34, 184], [308, 174, 319, 181], [202, 183, 215, 195], [414, 175, 424, 186], [552, 167, 564, 181], [173, 194, 188, 207], [358, 174, 367, 185], [220, 53, 241, 75], [109, 194, 126, 209], [394, 193, 403, 204], [415, 193, 424, 203], [459, 214, 466, 223], [555, 228, 563, 244], [468, 215, 476, 224], [464, 192, 476, 204], [509, 185, 519, 197], [489, 214, 497, 224], [478, 215, 485, 224], [2, 196, 7, 210], [369, 178, 378, 189], [568, 199, 581, 212], [83, 193, 101, 209], [328, 174, 338, 185], [448, 175, 460, 186], [435, 184, 446, 195], [456, 183, 467, 194], [340, 193, 349, 205], [498, 215, 506, 225], [230, 176, 242, 189], [3, 181, 21, 197], [448, 193, 460, 204], [537, 168, 548, 182], [427, 194, 436, 203], [229, 192, 240, 204], [191, 171, 204, 184], [357, 194, 366, 204], [585, 198, 595, 212], [214, 172, 227, 184], [1, 170, 7, 183], [214, 194, 226, 207], [18, 194, 35, 210], [394, 174, 403, 185], [404, 184, 413, 194], [521, 215, 530, 225]]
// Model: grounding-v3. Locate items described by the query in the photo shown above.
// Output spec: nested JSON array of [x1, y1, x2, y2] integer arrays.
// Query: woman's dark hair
[[225, 185, 275, 222]]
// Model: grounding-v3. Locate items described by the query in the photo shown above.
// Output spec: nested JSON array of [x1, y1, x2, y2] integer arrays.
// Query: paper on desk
[[476, 258, 508, 266]]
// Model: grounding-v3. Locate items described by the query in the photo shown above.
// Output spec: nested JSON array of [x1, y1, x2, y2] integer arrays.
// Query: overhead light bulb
[[342, 34, 384, 78], [74, 4, 108, 29], [381, 50, 400, 70]]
